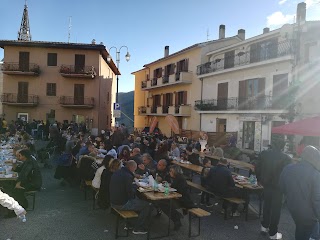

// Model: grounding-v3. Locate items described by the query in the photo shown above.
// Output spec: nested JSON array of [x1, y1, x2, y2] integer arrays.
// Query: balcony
[[138, 106, 147, 115], [1, 93, 39, 107], [197, 40, 294, 76], [169, 105, 191, 116], [141, 81, 147, 89], [59, 96, 94, 108], [59, 65, 96, 78], [2, 62, 40, 76], [141, 71, 192, 90], [194, 96, 286, 112]]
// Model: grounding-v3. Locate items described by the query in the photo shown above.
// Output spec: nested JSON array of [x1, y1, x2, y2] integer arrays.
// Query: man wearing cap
[[280, 146, 320, 240]]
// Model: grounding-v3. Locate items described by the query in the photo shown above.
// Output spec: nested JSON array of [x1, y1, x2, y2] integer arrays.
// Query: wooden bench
[[186, 180, 248, 220], [188, 208, 211, 237], [25, 190, 37, 211], [112, 207, 139, 239]]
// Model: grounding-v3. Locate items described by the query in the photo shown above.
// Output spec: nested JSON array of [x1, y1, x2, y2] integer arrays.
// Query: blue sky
[[0, 0, 319, 92]]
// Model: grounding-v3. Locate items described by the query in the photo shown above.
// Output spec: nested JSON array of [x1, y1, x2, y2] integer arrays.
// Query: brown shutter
[[19, 52, 30, 71], [183, 91, 187, 105], [175, 92, 178, 106], [75, 54, 85, 73], [18, 82, 28, 103], [184, 59, 189, 72], [163, 94, 167, 106]]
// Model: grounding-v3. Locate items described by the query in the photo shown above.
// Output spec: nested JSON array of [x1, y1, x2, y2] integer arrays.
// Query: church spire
[[18, 0, 31, 41]]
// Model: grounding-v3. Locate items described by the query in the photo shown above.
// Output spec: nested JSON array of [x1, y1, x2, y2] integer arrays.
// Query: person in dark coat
[[206, 158, 242, 216], [110, 161, 152, 235], [11, 149, 42, 208], [111, 127, 125, 149], [158, 165, 195, 231], [280, 146, 320, 240], [153, 159, 171, 183], [256, 139, 292, 240], [186, 146, 200, 165], [98, 159, 121, 209]]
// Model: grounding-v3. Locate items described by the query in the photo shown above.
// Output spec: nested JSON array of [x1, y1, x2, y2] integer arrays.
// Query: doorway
[[243, 121, 255, 150], [216, 118, 226, 132]]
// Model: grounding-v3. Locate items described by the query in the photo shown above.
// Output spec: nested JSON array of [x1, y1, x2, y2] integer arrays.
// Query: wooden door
[[19, 52, 30, 71], [217, 82, 228, 110], [75, 54, 85, 73], [18, 82, 28, 103], [74, 84, 84, 105]]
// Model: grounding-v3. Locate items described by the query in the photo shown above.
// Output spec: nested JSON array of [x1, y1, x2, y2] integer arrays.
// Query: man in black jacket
[[110, 160, 152, 235], [256, 140, 291, 240], [206, 158, 241, 216]]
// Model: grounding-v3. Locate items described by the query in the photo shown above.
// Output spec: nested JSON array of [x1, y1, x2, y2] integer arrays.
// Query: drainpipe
[[200, 78, 203, 131]]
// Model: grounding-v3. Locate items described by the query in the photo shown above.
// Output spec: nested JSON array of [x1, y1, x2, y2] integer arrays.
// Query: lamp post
[[106, 46, 130, 103]]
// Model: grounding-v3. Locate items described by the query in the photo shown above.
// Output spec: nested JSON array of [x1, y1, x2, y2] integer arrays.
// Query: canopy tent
[[271, 116, 320, 136]]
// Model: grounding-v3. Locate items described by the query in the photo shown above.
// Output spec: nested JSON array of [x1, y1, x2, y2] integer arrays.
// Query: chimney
[[263, 27, 270, 34], [91, 39, 96, 45], [237, 29, 245, 40], [164, 46, 169, 57], [219, 25, 225, 39], [296, 2, 306, 24]]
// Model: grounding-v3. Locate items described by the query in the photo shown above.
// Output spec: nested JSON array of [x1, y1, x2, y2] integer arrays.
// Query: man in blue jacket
[[110, 160, 152, 235], [279, 146, 320, 240]]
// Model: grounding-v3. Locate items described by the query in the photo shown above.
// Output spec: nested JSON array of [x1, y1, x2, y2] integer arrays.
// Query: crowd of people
[[0, 121, 320, 240]]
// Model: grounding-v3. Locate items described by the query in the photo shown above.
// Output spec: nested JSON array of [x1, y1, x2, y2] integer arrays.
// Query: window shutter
[[184, 59, 189, 72], [250, 43, 258, 63], [183, 91, 187, 105], [175, 92, 178, 106]]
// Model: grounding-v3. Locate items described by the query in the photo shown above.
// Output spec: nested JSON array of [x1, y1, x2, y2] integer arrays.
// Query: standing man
[[279, 146, 320, 240], [256, 139, 292, 240]]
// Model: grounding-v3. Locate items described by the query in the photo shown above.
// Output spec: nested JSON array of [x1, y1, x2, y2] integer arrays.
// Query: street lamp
[[106, 46, 130, 103]]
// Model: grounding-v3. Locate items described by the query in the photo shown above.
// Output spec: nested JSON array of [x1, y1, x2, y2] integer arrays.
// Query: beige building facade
[[0, 40, 119, 133], [196, 3, 320, 151], [133, 26, 243, 137]]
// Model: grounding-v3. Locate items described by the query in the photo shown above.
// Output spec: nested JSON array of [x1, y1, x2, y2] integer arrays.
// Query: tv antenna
[[206, 28, 210, 41], [68, 16, 72, 43]]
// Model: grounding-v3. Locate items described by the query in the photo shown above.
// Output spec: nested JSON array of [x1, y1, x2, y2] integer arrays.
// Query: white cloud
[[279, 0, 288, 5], [305, 0, 319, 8], [267, 11, 295, 27]]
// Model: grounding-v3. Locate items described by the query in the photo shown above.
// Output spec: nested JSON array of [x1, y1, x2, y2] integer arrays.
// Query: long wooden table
[[199, 153, 255, 172], [143, 191, 182, 239]]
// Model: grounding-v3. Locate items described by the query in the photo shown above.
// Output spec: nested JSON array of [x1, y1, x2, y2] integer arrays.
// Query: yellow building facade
[[0, 40, 119, 133]]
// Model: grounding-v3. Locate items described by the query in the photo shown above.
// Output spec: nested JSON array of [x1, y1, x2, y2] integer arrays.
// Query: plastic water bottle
[[164, 182, 169, 196], [18, 214, 27, 223], [153, 179, 158, 191]]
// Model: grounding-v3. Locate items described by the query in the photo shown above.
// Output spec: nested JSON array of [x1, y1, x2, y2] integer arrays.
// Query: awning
[[272, 116, 320, 136]]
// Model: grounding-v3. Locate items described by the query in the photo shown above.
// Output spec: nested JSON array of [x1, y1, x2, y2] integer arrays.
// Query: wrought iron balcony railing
[[2, 62, 40, 75], [60, 65, 96, 78], [197, 40, 294, 75], [195, 96, 285, 111], [59, 96, 94, 107], [162, 76, 169, 84], [141, 81, 147, 88], [1, 93, 39, 105], [138, 106, 147, 114], [151, 78, 158, 86]]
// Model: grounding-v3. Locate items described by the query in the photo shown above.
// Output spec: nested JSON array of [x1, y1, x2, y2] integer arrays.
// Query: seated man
[[186, 146, 200, 165], [136, 153, 156, 176], [158, 165, 195, 230], [153, 159, 170, 183], [130, 148, 142, 165], [11, 149, 42, 209], [206, 158, 241, 216], [76, 141, 96, 161], [110, 160, 153, 235]]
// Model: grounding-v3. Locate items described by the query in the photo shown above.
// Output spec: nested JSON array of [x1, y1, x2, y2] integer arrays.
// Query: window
[[239, 78, 265, 110], [46, 83, 56, 96], [176, 59, 189, 73], [176, 91, 187, 105], [19, 52, 30, 71], [250, 38, 278, 63], [224, 50, 235, 69], [153, 68, 162, 78], [47, 53, 57, 66], [164, 64, 175, 76], [75, 54, 85, 73]]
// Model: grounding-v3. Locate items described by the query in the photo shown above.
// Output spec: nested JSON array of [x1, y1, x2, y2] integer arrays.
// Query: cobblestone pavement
[[0, 141, 296, 240]]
